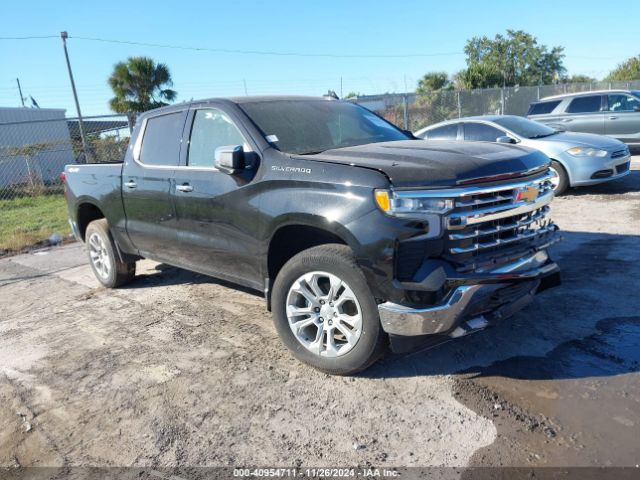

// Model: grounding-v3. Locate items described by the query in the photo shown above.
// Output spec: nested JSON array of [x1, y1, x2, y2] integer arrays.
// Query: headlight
[[566, 147, 608, 157], [374, 190, 453, 216]]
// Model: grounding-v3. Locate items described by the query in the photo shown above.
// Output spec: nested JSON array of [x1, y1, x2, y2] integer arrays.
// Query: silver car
[[414, 115, 631, 194], [527, 90, 640, 146]]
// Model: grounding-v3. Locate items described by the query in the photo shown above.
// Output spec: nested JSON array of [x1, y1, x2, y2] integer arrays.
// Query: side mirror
[[496, 135, 517, 144], [215, 145, 245, 174], [634, 105, 640, 112]]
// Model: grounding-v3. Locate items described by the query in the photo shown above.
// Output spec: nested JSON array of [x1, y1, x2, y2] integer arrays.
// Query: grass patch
[[0, 194, 70, 251]]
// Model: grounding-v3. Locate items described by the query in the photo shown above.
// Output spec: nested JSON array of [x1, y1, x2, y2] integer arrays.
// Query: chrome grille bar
[[448, 206, 550, 240], [446, 189, 554, 229], [449, 224, 558, 254]]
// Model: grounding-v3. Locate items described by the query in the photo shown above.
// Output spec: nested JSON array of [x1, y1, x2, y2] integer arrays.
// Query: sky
[[0, 0, 637, 116]]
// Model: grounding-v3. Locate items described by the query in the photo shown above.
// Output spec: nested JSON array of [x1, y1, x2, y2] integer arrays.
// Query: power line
[[0, 34, 632, 61], [70, 35, 464, 59], [0, 35, 58, 40]]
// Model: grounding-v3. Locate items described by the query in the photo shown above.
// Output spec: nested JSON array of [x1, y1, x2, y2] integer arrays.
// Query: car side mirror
[[634, 105, 640, 112], [496, 135, 517, 144], [215, 145, 245, 174]]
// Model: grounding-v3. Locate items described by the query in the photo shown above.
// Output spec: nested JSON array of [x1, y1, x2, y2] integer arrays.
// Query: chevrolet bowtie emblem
[[515, 185, 539, 203]]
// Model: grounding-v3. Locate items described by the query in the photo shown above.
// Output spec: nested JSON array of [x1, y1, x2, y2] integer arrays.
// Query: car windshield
[[493, 116, 559, 139], [239, 99, 410, 155]]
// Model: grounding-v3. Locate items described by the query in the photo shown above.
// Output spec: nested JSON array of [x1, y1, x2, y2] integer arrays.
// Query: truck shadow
[[364, 230, 640, 382], [122, 263, 263, 298]]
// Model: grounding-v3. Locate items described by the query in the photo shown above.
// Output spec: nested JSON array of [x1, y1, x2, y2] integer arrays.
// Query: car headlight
[[566, 147, 608, 157], [374, 190, 453, 216]]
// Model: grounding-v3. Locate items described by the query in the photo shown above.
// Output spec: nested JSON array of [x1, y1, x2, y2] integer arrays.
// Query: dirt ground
[[0, 158, 638, 473]]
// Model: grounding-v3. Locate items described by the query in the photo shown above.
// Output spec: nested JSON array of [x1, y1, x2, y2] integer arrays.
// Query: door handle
[[609, 116, 618, 120], [176, 184, 193, 192], [124, 180, 137, 189], [561, 118, 572, 122]]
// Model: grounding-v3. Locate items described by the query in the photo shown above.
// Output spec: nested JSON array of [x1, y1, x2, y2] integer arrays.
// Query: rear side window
[[464, 123, 503, 142], [423, 124, 458, 140], [139, 112, 184, 166], [188, 109, 247, 167], [566, 96, 602, 114], [528, 100, 561, 115]]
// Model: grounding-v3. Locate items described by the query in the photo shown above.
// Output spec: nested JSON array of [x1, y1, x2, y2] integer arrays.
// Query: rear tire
[[549, 160, 569, 195], [85, 219, 136, 288], [271, 244, 387, 375]]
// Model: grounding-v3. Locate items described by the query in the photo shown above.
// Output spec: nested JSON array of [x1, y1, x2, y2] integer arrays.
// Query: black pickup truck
[[63, 96, 561, 374]]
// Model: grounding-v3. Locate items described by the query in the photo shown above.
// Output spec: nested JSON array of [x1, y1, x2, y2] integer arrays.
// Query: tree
[[565, 74, 597, 84], [416, 72, 451, 94], [454, 64, 503, 90], [108, 57, 177, 113], [458, 30, 566, 89], [606, 55, 640, 81]]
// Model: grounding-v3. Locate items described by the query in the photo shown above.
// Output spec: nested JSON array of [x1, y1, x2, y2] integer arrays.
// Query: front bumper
[[378, 253, 560, 337], [567, 154, 631, 187]]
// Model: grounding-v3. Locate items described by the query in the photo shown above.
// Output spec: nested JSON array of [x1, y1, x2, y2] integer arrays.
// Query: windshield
[[239, 99, 410, 155], [493, 116, 558, 139]]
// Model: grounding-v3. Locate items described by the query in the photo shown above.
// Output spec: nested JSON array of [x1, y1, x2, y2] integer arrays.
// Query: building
[[0, 107, 75, 189]]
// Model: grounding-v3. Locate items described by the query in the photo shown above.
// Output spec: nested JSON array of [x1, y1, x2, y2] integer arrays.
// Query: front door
[[122, 110, 186, 260], [605, 93, 640, 141], [171, 107, 262, 289]]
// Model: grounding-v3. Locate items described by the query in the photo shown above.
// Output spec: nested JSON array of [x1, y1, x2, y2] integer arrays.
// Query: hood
[[296, 140, 550, 188], [538, 131, 625, 150]]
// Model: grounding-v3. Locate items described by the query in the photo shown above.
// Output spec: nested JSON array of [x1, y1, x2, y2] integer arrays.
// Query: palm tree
[[108, 57, 177, 113]]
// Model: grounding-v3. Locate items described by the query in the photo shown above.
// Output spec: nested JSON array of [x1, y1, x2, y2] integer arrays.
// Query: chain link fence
[[0, 111, 133, 200], [353, 80, 640, 132]]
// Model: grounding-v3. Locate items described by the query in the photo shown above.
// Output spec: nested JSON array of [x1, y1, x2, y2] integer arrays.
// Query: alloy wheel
[[88, 233, 111, 279], [285, 271, 363, 357]]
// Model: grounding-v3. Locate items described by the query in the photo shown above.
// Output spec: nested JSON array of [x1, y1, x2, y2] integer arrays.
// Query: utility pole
[[243, 79, 248, 96], [60, 31, 89, 161], [16, 78, 25, 107]]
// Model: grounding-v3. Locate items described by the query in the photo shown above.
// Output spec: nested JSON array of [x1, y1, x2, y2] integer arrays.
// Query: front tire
[[85, 219, 136, 288], [549, 160, 569, 195], [271, 244, 386, 375]]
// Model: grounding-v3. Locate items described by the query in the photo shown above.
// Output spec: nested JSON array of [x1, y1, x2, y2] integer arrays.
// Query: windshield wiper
[[297, 150, 326, 155], [529, 131, 559, 139]]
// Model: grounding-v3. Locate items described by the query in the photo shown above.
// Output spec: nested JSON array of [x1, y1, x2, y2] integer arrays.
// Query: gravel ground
[[0, 157, 638, 471]]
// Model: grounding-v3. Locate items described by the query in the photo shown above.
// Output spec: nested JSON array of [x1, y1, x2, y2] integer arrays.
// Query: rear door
[[122, 110, 187, 259], [560, 95, 605, 134], [171, 105, 262, 288], [605, 93, 640, 141]]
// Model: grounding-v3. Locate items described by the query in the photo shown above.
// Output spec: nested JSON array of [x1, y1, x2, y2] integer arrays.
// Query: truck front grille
[[443, 172, 558, 266]]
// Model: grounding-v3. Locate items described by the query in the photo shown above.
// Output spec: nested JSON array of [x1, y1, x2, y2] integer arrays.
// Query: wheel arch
[[265, 217, 359, 310], [76, 201, 106, 241]]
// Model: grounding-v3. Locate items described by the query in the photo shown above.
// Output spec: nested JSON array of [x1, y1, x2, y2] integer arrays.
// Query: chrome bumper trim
[[378, 255, 559, 337]]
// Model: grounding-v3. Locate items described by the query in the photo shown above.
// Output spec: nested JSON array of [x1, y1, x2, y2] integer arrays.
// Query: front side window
[[188, 109, 247, 167], [607, 94, 640, 112], [139, 112, 184, 166], [566, 95, 602, 114], [423, 124, 458, 140], [464, 123, 503, 142], [239, 100, 409, 155]]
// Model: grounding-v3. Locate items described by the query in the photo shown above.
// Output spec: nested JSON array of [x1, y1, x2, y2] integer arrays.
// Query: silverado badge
[[515, 185, 539, 203]]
